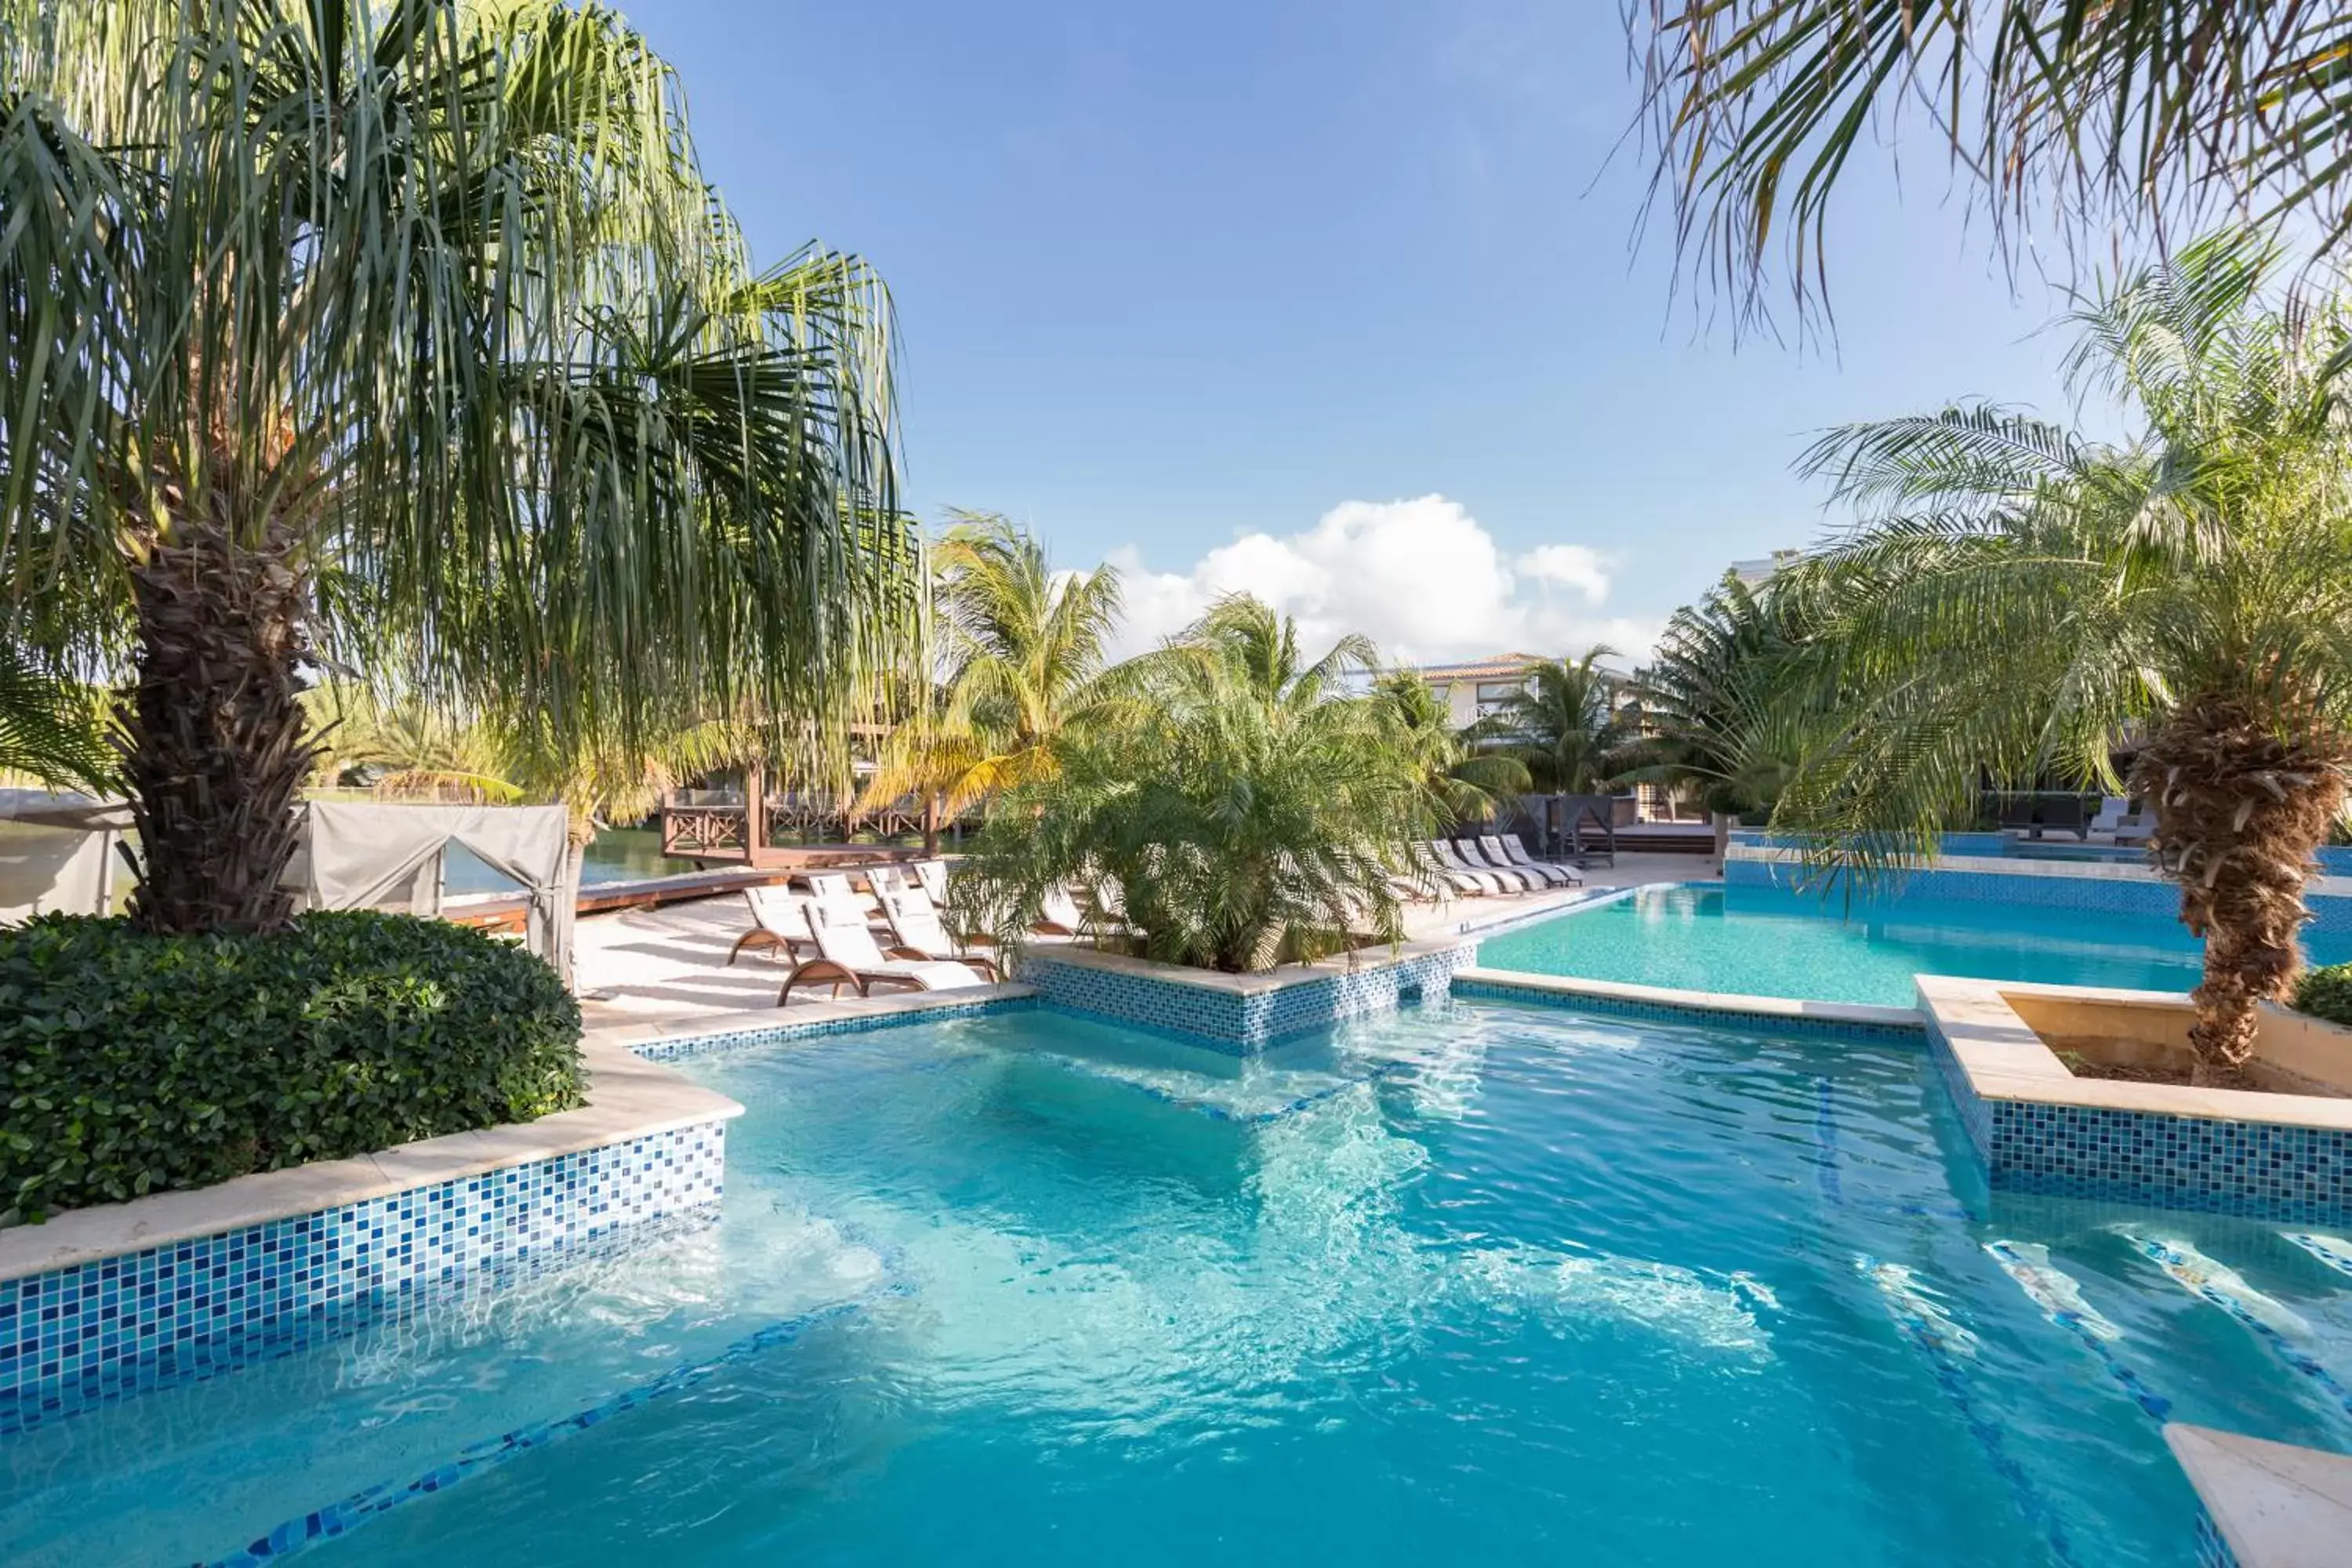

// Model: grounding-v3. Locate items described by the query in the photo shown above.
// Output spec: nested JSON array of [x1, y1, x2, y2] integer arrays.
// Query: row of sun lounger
[[730, 836, 1577, 1007]]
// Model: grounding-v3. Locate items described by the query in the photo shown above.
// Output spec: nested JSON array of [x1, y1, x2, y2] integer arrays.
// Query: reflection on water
[[442, 825, 699, 895]]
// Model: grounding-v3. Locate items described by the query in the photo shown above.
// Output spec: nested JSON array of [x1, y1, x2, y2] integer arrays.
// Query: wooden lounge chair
[[1482, 833, 1581, 888], [877, 889, 1000, 980], [781, 898, 992, 1004], [727, 886, 815, 965], [1035, 884, 1087, 936], [912, 859, 950, 905]]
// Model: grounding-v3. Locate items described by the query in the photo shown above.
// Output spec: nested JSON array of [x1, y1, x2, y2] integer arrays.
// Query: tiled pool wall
[[0, 1118, 728, 1432], [1920, 1008, 2352, 1222], [629, 993, 1037, 1061], [1022, 943, 1475, 1054]]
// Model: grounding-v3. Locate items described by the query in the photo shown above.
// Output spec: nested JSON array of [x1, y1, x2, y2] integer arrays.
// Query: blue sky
[[628, 0, 2092, 659]]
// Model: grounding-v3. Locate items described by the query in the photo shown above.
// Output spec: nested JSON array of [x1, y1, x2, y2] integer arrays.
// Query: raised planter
[[0, 1037, 743, 1432], [1918, 975, 2352, 1218], [1020, 938, 1474, 1053]]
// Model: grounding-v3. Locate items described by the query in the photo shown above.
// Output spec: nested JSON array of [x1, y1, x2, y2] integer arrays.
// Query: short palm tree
[[958, 596, 1432, 972], [0, 1, 913, 935], [1632, 2, 2352, 322], [1777, 229, 2352, 1080], [1485, 650, 1625, 796], [1616, 575, 1808, 861], [858, 512, 1123, 821], [1370, 670, 1534, 827]]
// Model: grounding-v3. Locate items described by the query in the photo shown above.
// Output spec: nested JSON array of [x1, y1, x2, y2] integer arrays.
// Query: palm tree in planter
[[858, 513, 1126, 829], [959, 595, 1434, 973], [1777, 230, 2352, 1082], [1616, 574, 1809, 863], [0, 0, 913, 936]]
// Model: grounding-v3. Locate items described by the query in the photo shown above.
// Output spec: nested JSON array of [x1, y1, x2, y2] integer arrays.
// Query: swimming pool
[[1473, 883, 2272, 1006], [9, 1000, 2350, 1565]]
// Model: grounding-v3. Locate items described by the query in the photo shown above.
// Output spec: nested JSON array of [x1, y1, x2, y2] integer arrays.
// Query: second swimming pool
[[1470, 882, 2339, 1006]]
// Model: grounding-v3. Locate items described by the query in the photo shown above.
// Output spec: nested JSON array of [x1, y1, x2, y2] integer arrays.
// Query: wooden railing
[[660, 804, 750, 859]]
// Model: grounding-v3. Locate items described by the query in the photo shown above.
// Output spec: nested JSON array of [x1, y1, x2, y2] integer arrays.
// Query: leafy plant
[[955, 594, 1433, 973], [0, 1, 914, 936], [0, 644, 114, 792], [1773, 228, 2352, 1080], [0, 911, 583, 1225], [2292, 964, 2352, 1031]]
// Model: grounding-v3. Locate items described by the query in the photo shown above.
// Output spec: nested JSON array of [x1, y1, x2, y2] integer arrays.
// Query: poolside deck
[[572, 851, 1700, 1029]]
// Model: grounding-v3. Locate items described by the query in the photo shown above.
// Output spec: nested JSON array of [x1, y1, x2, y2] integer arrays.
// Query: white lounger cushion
[[808, 899, 979, 989]]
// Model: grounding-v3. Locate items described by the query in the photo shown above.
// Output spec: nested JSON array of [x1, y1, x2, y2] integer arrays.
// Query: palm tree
[[1631, 3, 2352, 324], [1776, 229, 2352, 1081], [1485, 650, 1625, 796], [0, 1, 913, 936], [857, 512, 1123, 823], [0, 647, 114, 793], [958, 596, 1432, 972], [1616, 575, 1809, 862], [1370, 670, 1534, 827]]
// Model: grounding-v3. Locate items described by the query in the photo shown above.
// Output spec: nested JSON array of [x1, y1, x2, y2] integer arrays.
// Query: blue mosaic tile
[[1924, 1016, 2352, 1221], [1019, 946, 1474, 1054], [2194, 1510, 2238, 1568], [0, 1120, 729, 1432]]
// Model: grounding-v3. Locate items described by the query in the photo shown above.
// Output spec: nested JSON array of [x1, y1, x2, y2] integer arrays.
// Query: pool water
[[1474, 884, 2259, 1006], [8, 1002, 2352, 1566]]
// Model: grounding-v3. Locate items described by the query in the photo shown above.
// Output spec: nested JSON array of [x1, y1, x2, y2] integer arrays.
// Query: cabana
[[292, 801, 581, 984], [0, 797, 582, 985]]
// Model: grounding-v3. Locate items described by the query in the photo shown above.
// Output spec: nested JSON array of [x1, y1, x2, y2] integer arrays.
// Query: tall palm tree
[[1486, 650, 1625, 796], [1616, 574, 1808, 861], [0, 1, 913, 936], [1777, 229, 2352, 1080], [858, 512, 1123, 821], [1370, 670, 1534, 827], [1631, 3, 2352, 325]]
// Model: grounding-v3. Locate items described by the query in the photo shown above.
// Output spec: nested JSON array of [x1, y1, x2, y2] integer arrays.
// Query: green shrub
[[0, 910, 583, 1224], [2293, 962, 2352, 1029]]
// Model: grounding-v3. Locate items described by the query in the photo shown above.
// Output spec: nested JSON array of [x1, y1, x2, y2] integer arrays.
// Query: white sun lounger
[[728, 886, 816, 965], [781, 898, 990, 1004], [1410, 842, 1490, 897], [877, 889, 1000, 980], [1455, 837, 1540, 892]]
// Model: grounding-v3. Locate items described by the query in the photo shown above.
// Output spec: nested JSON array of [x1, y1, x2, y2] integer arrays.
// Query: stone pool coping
[[0, 1034, 745, 1284], [2168, 1424, 2352, 1568], [1450, 966, 1925, 1032], [1916, 976, 2352, 1134]]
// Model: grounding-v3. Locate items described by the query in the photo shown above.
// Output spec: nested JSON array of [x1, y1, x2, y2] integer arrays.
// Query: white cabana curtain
[[0, 791, 127, 921], [294, 802, 580, 984]]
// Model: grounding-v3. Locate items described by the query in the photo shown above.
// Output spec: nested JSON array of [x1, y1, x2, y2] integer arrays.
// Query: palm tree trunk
[[2132, 698, 2350, 1085], [922, 790, 941, 857], [118, 517, 318, 936]]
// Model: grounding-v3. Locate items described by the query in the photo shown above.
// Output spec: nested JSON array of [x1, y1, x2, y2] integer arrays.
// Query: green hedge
[[0, 910, 583, 1224], [2294, 962, 2352, 1029]]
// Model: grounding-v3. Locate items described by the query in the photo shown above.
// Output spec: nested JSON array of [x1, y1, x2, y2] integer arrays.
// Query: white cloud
[[1103, 495, 1655, 665]]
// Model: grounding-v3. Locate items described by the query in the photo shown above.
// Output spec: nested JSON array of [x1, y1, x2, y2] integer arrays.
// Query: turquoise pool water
[[1474, 884, 2246, 1005], [9, 1002, 2352, 1564]]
